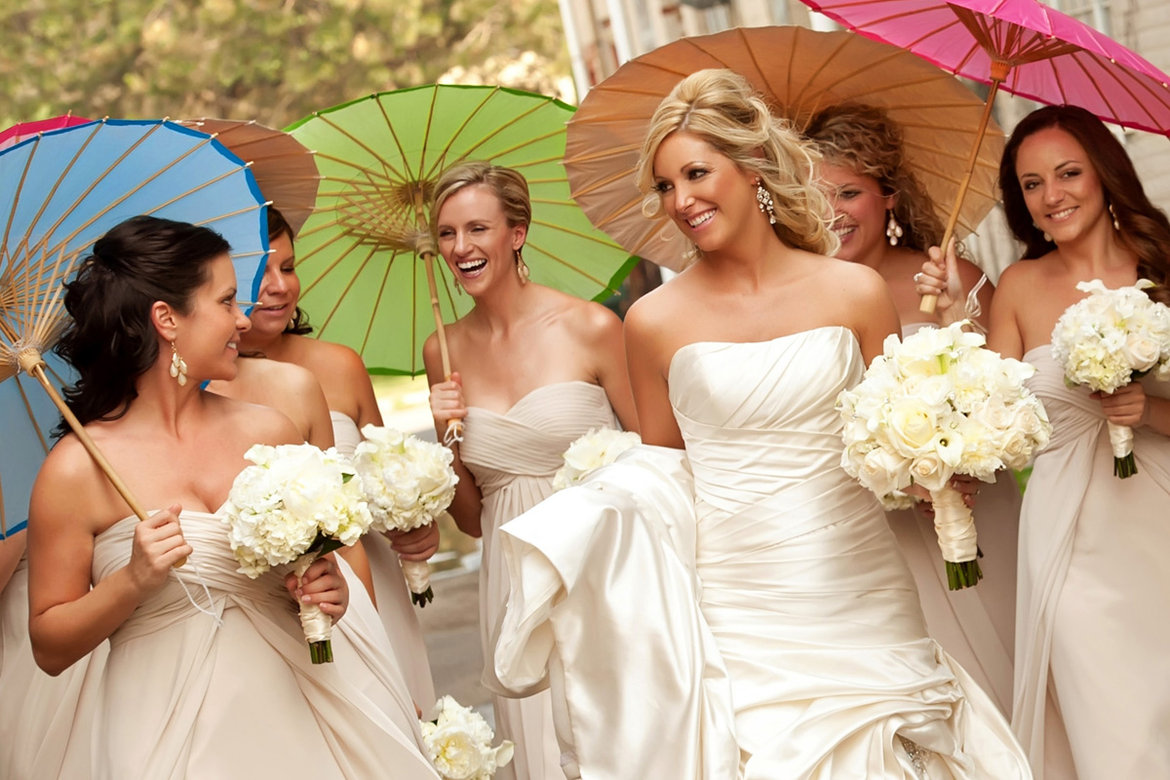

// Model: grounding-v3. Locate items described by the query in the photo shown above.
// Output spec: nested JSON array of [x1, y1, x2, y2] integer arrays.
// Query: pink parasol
[[800, 0, 1170, 309], [0, 114, 91, 151]]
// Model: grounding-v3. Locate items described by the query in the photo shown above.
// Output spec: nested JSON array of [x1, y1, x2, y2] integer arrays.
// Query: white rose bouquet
[[352, 425, 458, 607], [223, 442, 373, 663], [837, 321, 1052, 589], [552, 427, 642, 490], [1051, 279, 1170, 478], [421, 696, 514, 779]]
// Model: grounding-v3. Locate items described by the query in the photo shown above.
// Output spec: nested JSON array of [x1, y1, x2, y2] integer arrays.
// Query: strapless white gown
[[331, 410, 437, 712], [89, 511, 437, 779], [497, 326, 1031, 778]]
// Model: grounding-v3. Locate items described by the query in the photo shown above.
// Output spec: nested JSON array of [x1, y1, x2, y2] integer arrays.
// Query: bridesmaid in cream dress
[[805, 104, 1020, 716], [498, 69, 1030, 779], [425, 161, 638, 780], [26, 215, 437, 778], [919, 104, 1170, 779], [230, 207, 437, 713]]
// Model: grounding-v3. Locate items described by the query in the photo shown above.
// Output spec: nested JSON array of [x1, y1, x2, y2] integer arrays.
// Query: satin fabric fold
[[460, 380, 617, 780], [0, 555, 108, 779], [90, 512, 437, 779], [885, 323, 1019, 717], [331, 410, 437, 712], [496, 445, 740, 779], [1013, 347, 1170, 779]]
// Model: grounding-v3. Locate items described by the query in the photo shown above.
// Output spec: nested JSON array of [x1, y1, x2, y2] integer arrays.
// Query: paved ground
[[416, 558, 495, 724]]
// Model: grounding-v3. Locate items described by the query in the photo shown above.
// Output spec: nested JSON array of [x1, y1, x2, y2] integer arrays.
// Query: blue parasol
[[0, 118, 270, 537]]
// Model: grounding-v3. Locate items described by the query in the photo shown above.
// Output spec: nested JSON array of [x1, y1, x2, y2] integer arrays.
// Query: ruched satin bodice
[[670, 326, 875, 518], [90, 512, 436, 779], [1012, 347, 1170, 779]]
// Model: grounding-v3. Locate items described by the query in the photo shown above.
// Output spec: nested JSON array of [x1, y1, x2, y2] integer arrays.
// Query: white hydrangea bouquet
[[837, 321, 1052, 589], [1051, 279, 1170, 478], [421, 696, 514, 779], [352, 425, 458, 607], [223, 442, 373, 663], [552, 427, 642, 490]]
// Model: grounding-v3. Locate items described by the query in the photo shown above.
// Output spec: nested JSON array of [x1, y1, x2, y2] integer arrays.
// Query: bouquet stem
[[402, 559, 434, 608], [1107, 421, 1138, 479], [929, 486, 983, 591], [294, 553, 334, 663]]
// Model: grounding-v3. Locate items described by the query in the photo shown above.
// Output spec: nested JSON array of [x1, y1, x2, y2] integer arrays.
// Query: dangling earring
[[1034, 222, 1053, 243], [756, 182, 776, 225], [885, 211, 904, 246], [452, 276, 464, 296], [169, 341, 188, 387], [515, 249, 530, 284], [1108, 201, 1120, 231]]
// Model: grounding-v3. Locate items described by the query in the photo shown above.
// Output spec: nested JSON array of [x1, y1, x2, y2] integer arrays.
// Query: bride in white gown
[[494, 69, 1030, 778]]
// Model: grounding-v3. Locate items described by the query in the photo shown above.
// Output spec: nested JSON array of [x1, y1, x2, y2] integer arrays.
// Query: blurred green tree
[[0, 0, 571, 129]]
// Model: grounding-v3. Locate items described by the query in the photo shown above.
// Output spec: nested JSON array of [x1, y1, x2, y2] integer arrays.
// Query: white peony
[[421, 696, 514, 779], [352, 425, 459, 606], [222, 443, 371, 578], [553, 428, 642, 490], [353, 425, 458, 533]]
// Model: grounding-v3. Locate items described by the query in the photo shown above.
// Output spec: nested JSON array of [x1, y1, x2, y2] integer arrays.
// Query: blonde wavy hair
[[430, 160, 532, 230], [635, 68, 838, 257], [804, 103, 952, 256]]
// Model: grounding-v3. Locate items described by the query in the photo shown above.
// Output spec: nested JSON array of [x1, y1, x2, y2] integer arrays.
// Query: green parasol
[[285, 84, 638, 379]]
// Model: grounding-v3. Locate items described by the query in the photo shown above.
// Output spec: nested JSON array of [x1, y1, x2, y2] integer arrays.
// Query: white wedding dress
[[496, 326, 1031, 778]]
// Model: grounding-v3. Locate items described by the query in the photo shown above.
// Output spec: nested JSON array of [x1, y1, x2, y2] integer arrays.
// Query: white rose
[[886, 397, 940, 456], [909, 452, 951, 492], [1123, 333, 1162, 371], [857, 446, 911, 497]]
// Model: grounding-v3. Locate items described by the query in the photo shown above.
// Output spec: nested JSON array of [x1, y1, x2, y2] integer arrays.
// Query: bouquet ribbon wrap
[[929, 486, 983, 590], [1107, 421, 1138, 478], [294, 553, 334, 663]]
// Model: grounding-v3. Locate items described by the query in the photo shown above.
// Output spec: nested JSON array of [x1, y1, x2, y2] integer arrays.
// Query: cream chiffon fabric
[[0, 554, 108, 779], [459, 381, 617, 780], [1013, 347, 1170, 779], [886, 323, 1020, 716], [497, 327, 1031, 779], [331, 410, 437, 712], [90, 511, 437, 779]]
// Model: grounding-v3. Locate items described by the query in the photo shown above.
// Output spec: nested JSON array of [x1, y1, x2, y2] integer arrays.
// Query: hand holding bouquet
[[421, 696, 514, 779], [838, 322, 1052, 589], [1051, 279, 1170, 478], [223, 443, 373, 663], [552, 427, 642, 490], [353, 425, 458, 607]]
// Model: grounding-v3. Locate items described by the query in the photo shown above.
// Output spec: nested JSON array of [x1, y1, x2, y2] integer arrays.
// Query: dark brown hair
[[1000, 104, 1170, 304]]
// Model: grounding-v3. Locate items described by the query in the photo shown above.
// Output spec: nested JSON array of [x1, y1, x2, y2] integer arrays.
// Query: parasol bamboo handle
[[19, 350, 187, 567], [921, 65, 1008, 315], [419, 245, 463, 445], [412, 189, 463, 446]]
